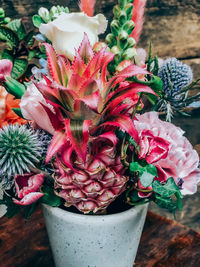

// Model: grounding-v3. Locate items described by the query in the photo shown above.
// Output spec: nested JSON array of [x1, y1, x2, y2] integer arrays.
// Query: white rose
[[39, 12, 107, 60]]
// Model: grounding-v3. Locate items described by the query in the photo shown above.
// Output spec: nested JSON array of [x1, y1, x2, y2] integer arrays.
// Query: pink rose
[[13, 173, 45, 205], [138, 130, 170, 164], [135, 112, 200, 195]]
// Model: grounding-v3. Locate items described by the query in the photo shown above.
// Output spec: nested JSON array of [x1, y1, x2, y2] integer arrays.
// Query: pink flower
[[20, 83, 55, 134], [0, 59, 13, 82], [13, 173, 45, 205], [135, 112, 200, 195], [138, 130, 170, 164]]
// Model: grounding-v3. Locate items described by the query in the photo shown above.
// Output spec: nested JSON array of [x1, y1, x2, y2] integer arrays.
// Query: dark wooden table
[[0, 208, 200, 267]]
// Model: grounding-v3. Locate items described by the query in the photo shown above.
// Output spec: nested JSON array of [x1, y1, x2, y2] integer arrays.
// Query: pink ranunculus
[[20, 83, 55, 134], [135, 112, 200, 195], [13, 173, 45, 205]]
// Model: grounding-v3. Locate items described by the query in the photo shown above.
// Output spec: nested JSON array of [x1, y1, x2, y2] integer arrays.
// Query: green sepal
[[125, 3, 133, 20], [0, 25, 19, 47], [3, 76, 25, 98], [11, 58, 28, 79], [12, 108, 24, 119], [41, 185, 62, 207], [32, 15, 44, 28], [7, 19, 26, 40]]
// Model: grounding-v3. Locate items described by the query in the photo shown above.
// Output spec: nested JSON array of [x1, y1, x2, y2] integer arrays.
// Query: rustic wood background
[[0, 0, 200, 230]]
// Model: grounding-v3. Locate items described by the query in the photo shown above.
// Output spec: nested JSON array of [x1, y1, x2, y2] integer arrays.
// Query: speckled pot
[[42, 203, 148, 267]]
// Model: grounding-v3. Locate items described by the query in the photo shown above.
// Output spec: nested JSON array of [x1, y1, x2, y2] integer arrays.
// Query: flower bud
[[127, 37, 136, 48], [119, 30, 129, 40], [93, 42, 108, 53], [113, 5, 121, 18], [105, 33, 116, 46], [125, 4, 133, 20], [111, 20, 119, 36], [122, 48, 137, 60], [4, 17, 11, 24], [38, 7, 50, 23], [111, 46, 120, 55], [123, 20, 135, 35], [118, 0, 126, 8], [119, 10, 127, 25], [0, 8, 4, 16]]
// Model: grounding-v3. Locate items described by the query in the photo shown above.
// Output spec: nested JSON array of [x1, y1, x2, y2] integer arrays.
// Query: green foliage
[[7, 19, 26, 40], [152, 177, 183, 212], [3, 76, 25, 98], [0, 26, 19, 47], [12, 58, 28, 79], [0, 7, 11, 25], [41, 185, 62, 207], [130, 161, 158, 187]]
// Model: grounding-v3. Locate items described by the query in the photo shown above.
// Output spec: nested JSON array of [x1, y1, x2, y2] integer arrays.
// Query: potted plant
[[0, 1, 199, 266]]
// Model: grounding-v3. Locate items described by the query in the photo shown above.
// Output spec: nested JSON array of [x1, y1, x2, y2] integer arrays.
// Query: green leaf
[[155, 194, 177, 212], [129, 162, 144, 174], [3, 76, 25, 98], [0, 25, 19, 47], [32, 15, 44, 28], [1, 49, 13, 62], [41, 185, 61, 207], [146, 164, 158, 177], [24, 30, 34, 46], [28, 50, 37, 60], [7, 19, 26, 40], [152, 177, 180, 198], [24, 202, 38, 219], [140, 171, 155, 187], [12, 58, 28, 79], [12, 107, 24, 118]]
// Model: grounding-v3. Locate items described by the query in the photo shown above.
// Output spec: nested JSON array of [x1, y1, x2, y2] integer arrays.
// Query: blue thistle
[[0, 124, 42, 177], [158, 58, 193, 98]]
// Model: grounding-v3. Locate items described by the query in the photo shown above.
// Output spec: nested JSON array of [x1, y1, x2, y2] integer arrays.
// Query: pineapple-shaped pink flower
[[22, 34, 155, 213]]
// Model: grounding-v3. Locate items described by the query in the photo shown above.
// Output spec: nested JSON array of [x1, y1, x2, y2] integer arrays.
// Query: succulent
[[158, 57, 193, 98], [0, 124, 42, 177]]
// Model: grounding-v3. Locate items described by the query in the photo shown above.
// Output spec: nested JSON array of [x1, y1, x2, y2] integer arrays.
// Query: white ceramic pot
[[42, 203, 148, 267]]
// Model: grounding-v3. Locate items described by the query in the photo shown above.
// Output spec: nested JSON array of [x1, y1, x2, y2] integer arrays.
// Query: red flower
[[13, 173, 45, 205]]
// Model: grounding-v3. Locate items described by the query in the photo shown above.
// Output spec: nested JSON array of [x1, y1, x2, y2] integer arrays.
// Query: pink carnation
[[135, 112, 200, 195]]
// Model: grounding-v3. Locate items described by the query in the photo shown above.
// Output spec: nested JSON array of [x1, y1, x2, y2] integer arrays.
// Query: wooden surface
[[0, 207, 200, 267]]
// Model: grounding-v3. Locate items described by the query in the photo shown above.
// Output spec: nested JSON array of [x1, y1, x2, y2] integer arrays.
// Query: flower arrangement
[[0, 0, 200, 219]]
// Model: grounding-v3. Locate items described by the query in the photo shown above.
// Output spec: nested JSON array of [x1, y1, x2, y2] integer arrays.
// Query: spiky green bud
[[111, 20, 120, 36], [123, 20, 135, 35], [0, 124, 42, 176], [125, 4, 133, 20]]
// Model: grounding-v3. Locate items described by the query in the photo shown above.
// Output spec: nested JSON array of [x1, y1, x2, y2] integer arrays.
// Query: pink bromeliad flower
[[13, 173, 45, 205], [135, 112, 200, 196], [20, 34, 156, 213]]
